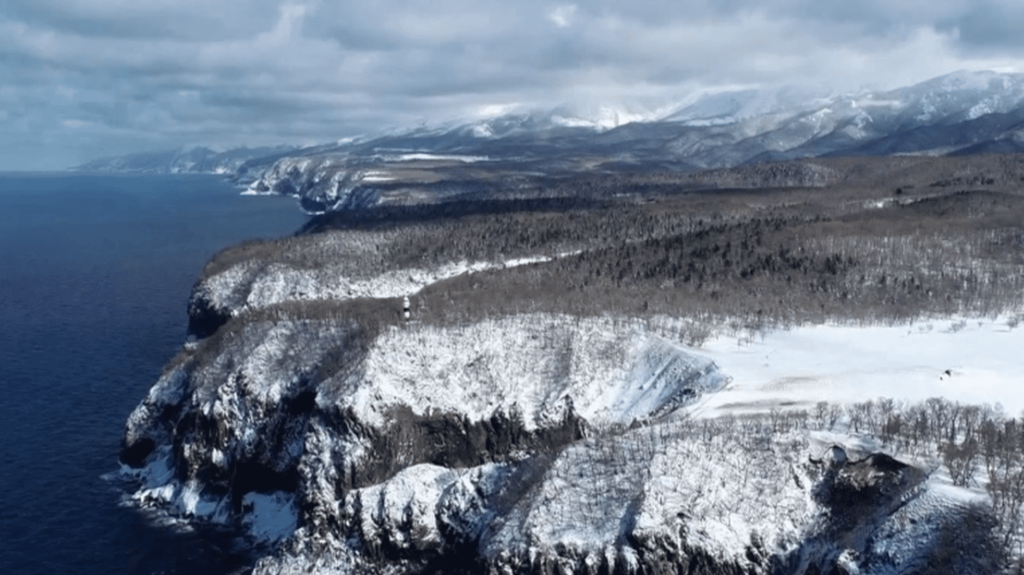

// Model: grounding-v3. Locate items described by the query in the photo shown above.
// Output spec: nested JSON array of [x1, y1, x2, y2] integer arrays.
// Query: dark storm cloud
[[2, 0, 1024, 170], [951, 3, 1024, 50]]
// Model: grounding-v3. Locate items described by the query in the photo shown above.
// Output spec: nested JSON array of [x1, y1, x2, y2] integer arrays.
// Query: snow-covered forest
[[122, 155, 1024, 574]]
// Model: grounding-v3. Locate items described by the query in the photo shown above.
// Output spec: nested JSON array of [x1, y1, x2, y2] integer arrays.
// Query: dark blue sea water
[[0, 173, 307, 574]]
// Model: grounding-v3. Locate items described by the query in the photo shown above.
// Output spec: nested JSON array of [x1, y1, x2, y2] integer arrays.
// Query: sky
[[3, 1, 1024, 170]]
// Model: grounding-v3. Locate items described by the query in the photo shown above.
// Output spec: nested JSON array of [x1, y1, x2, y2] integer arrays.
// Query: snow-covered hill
[[119, 212, 1020, 573], [124, 304, 1007, 574]]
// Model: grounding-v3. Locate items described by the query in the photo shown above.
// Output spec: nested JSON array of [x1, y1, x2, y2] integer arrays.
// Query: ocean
[[0, 173, 307, 574]]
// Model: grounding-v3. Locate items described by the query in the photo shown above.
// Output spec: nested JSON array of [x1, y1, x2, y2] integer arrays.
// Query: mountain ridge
[[74, 70, 1024, 214], [76, 70, 1024, 169]]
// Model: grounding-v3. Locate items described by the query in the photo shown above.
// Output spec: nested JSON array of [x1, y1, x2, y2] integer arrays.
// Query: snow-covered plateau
[[698, 318, 1024, 418], [121, 236, 1022, 574]]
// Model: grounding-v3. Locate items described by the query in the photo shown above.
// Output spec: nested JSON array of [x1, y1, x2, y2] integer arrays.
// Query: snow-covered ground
[[242, 491, 299, 544], [131, 233, 1024, 574], [385, 153, 490, 163], [123, 308, 1016, 574], [477, 422, 816, 571], [695, 316, 1024, 418], [323, 315, 727, 430], [197, 252, 567, 316]]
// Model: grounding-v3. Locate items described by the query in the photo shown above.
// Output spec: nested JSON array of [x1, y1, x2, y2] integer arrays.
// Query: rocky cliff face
[[244, 155, 386, 213], [121, 212, 1004, 574]]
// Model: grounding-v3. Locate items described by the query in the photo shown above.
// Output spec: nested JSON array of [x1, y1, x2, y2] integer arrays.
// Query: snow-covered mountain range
[[76, 71, 1024, 213], [262, 69, 1024, 165]]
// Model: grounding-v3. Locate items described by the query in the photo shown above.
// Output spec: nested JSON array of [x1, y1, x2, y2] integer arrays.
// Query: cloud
[[949, 2, 1024, 51], [548, 4, 577, 28], [2, 0, 1024, 169]]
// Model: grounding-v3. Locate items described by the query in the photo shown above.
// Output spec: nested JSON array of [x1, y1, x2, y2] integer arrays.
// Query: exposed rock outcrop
[[123, 303, 999, 574], [123, 310, 744, 573]]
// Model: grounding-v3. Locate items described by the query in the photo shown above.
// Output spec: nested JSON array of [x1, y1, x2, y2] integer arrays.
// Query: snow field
[[695, 316, 1024, 418]]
